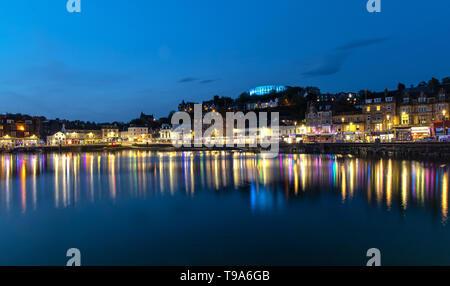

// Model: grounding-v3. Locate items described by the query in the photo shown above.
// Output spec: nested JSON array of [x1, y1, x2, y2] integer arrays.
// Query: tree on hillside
[[237, 92, 251, 103], [418, 81, 427, 87]]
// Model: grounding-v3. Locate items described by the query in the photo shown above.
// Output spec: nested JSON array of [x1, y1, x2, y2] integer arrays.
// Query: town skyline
[[0, 1, 449, 121], [1, 76, 448, 125]]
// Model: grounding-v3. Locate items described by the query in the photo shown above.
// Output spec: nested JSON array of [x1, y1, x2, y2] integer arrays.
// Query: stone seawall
[[280, 142, 450, 161], [3, 142, 450, 162]]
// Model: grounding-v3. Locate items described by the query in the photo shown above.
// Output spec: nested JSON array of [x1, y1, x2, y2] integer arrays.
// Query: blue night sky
[[0, 0, 449, 122]]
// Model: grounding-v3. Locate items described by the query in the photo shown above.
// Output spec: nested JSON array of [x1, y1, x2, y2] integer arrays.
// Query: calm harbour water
[[0, 150, 449, 266]]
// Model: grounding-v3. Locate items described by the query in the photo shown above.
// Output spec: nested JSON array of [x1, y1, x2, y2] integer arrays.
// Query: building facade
[[0, 115, 42, 146], [248, 85, 287, 96], [362, 91, 397, 141], [332, 112, 366, 142]]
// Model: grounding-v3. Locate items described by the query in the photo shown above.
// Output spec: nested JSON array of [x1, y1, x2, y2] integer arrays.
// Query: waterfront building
[[280, 123, 307, 143], [394, 86, 449, 140], [170, 124, 193, 145], [432, 120, 450, 140], [120, 127, 149, 143], [0, 114, 42, 146], [101, 127, 120, 142], [66, 129, 101, 144], [47, 129, 102, 145], [305, 101, 333, 141], [362, 90, 397, 142], [332, 112, 366, 142], [46, 132, 67, 145], [159, 124, 172, 142]]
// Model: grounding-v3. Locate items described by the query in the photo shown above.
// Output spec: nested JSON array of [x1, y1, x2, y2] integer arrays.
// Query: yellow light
[[367, 107, 371, 112], [377, 106, 381, 111]]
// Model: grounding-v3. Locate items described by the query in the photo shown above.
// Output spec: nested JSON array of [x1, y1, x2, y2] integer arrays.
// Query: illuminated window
[[366, 107, 371, 112], [401, 113, 409, 125], [377, 106, 381, 111]]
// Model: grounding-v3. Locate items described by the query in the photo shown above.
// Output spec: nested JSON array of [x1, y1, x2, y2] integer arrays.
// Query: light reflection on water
[[0, 151, 448, 224]]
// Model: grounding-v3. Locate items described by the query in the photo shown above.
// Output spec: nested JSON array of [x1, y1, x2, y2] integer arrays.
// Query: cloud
[[199, 79, 218, 84], [178, 77, 198, 83], [301, 37, 390, 77], [177, 77, 219, 84], [336, 37, 390, 51]]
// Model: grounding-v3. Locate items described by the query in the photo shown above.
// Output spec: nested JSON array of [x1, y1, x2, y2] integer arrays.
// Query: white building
[[102, 128, 120, 141], [159, 124, 172, 141], [280, 125, 307, 143], [47, 132, 67, 145], [121, 127, 149, 143]]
